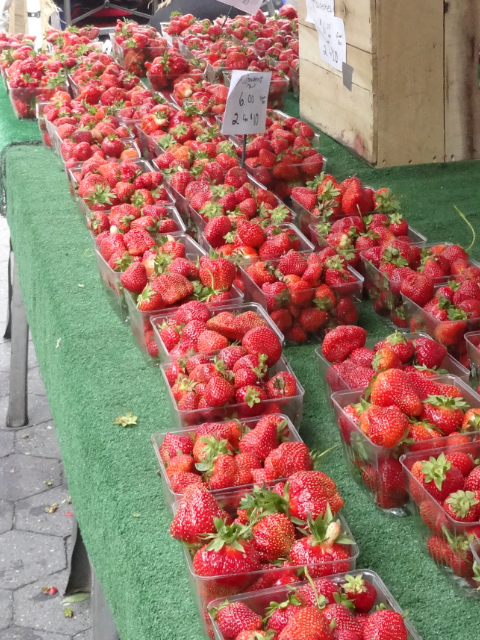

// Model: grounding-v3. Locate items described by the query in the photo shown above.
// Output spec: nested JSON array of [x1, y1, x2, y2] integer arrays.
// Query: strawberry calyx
[[413, 363, 448, 375], [447, 307, 468, 321], [445, 490, 479, 518], [424, 395, 469, 411], [421, 452, 451, 491], [195, 436, 233, 475], [384, 331, 407, 346], [264, 594, 302, 622], [239, 484, 289, 519], [202, 518, 249, 552], [342, 573, 368, 596], [297, 506, 354, 548]]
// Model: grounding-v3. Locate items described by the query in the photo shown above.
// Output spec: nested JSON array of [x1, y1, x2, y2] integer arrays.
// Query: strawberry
[[169, 484, 227, 544], [265, 372, 297, 399], [250, 512, 296, 562], [152, 273, 193, 306], [136, 285, 164, 311], [341, 573, 377, 613], [322, 326, 367, 363], [287, 470, 344, 520], [277, 607, 331, 640], [212, 602, 262, 640], [199, 255, 236, 290], [242, 327, 282, 367], [365, 405, 409, 447], [264, 441, 312, 477], [400, 273, 434, 307], [369, 369, 422, 417], [465, 466, 480, 491], [443, 490, 479, 522], [238, 415, 284, 461], [362, 610, 407, 640], [422, 395, 468, 435], [192, 519, 261, 587], [120, 262, 148, 292], [203, 376, 236, 407], [372, 347, 403, 372], [414, 337, 447, 369], [322, 603, 363, 637], [289, 508, 354, 578], [413, 452, 465, 502], [375, 331, 414, 363]]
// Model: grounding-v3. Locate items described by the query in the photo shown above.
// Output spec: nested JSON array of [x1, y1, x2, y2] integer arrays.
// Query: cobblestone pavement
[[0, 217, 92, 640]]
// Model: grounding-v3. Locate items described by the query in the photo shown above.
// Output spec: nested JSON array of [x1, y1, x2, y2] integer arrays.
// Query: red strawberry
[[443, 490, 479, 522], [265, 372, 297, 399], [422, 395, 468, 435], [152, 273, 193, 306], [289, 508, 354, 578], [203, 376, 236, 407], [375, 331, 414, 363], [120, 262, 148, 292], [250, 512, 296, 562], [212, 602, 262, 640], [362, 610, 407, 640], [287, 470, 344, 520], [365, 405, 409, 447], [192, 520, 261, 588], [322, 326, 367, 363], [400, 273, 434, 307], [242, 327, 282, 367], [169, 484, 228, 544], [341, 573, 377, 613], [413, 452, 465, 502], [414, 337, 447, 369], [264, 441, 312, 478], [370, 369, 423, 417]]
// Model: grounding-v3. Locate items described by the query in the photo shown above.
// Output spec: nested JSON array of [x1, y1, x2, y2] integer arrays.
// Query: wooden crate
[[299, 0, 480, 167]]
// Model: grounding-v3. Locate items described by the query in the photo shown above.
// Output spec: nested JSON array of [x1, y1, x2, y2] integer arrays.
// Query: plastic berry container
[[198, 222, 314, 263], [35, 102, 51, 148], [361, 242, 477, 330], [152, 413, 301, 510], [94, 247, 129, 322], [124, 235, 244, 357], [161, 355, 304, 428], [331, 374, 480, 516], [401, 287, 480, 357], [400, 439, 480, 597], [311, 222, 427, 276], [68, 158, 154, 202], [288, 65, 299, 97], [150, 301, 284, 363], [316, 332, 470, 404], [207, 569, 422, 640], [465, 331, 480, 385], [172, 493, 358, 636], [240, 261, 364, 345]]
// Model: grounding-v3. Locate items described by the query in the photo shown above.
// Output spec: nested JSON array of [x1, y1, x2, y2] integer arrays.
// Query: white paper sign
[[216, 0, 263, 16], [221, 71, 271, 136], [306, 0, 334, 23], [314, 10, 346, 72]]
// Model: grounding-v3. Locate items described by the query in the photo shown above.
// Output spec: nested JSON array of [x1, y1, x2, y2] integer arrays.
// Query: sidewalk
[[0, 216, 92, 640]]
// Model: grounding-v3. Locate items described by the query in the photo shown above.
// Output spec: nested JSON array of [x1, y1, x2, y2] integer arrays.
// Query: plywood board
[[299, 23, 373, 92], [298, 0, 374, 54], [299, 58, 376, 163], [444, 0, 480, 161], [375, 0, 444, 166]]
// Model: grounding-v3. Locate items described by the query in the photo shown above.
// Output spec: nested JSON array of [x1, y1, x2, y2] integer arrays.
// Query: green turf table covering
[[3, 86, 480, 640]]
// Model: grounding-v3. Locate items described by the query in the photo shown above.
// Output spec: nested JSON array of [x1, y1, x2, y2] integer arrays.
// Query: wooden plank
[[299, 23, 373, 92], [298, 0, 374, 54], [299, 58, 376, 163], [375, 0, 444, 166], [444, 0, 480, 161], [9, 0, 28, 34]]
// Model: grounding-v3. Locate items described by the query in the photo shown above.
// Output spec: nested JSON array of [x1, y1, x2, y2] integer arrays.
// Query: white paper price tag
[[221, 71, 271, 136], [315, 12, 346, 72], [216, 0, 263, 16]]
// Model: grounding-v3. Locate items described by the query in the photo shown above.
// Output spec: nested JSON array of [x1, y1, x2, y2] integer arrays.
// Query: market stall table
[[2, 85, 480, 639]]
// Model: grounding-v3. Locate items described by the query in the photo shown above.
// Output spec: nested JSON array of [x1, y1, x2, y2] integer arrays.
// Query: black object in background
[[150, 0, 245, 28]]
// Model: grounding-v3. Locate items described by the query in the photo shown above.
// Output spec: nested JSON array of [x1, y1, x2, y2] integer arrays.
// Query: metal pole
[[222, 6, 233, 28], [6, 256, 29, 428], [241, 136, 247, 168]]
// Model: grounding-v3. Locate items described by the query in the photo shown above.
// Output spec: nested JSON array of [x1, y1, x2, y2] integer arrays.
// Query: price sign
[[222, 71, 271, 136], [306, 0, 334, 22], [315, 13, 346, 71], [216, 0, 263, 16]]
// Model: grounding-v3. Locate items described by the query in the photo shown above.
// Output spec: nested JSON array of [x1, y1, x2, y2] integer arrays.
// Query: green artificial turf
[[4, 85, 480, 640]]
